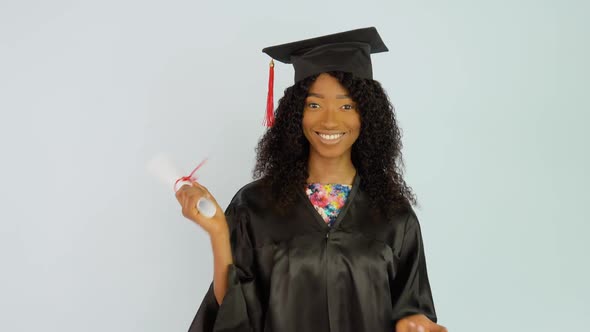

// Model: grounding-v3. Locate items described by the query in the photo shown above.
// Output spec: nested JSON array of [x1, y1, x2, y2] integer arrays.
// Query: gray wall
[[1, 0, 588, 331]]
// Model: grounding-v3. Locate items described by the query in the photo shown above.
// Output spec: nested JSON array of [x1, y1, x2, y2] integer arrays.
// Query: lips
[[315, 131, 346, 144], [318, 132, 344, 140]]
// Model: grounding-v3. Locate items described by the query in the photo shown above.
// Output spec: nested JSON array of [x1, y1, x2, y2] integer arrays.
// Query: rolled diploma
[[174, 181, 217, 219], [147, 154, 217, 219]]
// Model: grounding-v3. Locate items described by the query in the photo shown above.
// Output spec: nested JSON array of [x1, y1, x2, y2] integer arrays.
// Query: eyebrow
[[307, 92, 351, 100]]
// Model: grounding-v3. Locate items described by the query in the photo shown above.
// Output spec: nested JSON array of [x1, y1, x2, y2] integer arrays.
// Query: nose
[[320, 108, 339, 129]]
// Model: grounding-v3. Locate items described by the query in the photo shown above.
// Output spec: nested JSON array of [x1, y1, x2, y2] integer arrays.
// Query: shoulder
[[224, 178, 283, 248], [223, 179, 270, 242], [228, 178, 272, 207], [224, 178, 277, 225], [388, 205, 421, 236], [373, 204, 421, 245], [370, 206, 424, 257]]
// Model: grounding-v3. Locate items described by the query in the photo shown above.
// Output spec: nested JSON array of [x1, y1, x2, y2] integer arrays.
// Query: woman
[[176, 27, 447, 332]]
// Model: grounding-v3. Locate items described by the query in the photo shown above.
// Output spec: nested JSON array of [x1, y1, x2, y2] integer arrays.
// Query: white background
[[1, 0, 588, 331]]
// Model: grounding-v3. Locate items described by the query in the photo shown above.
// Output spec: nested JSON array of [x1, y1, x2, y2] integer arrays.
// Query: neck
[[306, 150, 356, 185]]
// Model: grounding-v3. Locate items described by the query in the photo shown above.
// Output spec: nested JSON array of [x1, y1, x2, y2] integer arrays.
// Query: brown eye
[[307, 103, 320, 109], [342, 104, 355, 110]]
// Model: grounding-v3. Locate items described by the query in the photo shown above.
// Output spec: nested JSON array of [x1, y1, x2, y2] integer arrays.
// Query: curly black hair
[[253, 71, 416, 220]]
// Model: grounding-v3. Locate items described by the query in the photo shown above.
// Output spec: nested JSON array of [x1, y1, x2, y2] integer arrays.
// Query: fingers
[[175, 183, 208, 223], [397, 320, 425, 332], [189, 180, 219, 204], [174, 181, 226, 235], [396, 318, 447, 332], [394, 320, 408, 332], [410, 322, 426, 332], [188, 180, 223, 215], [418, 321, 448, 332]]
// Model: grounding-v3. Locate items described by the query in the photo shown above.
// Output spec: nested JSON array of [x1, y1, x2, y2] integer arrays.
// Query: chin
[[311, 146, 351, 159]]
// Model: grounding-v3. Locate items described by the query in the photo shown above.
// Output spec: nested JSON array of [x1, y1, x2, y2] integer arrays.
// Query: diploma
[[147, 153, 217, 218]]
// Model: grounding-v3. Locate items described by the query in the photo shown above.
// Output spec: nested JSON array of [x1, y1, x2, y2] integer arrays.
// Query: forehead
[[308, 73, 349, 95]]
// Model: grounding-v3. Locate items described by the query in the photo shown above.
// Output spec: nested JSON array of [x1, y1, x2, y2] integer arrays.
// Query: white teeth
[[318, 133, 344, 140]]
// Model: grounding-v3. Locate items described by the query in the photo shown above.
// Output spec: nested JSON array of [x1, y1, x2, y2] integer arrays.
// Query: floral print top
[[305, 183, 352, 227]]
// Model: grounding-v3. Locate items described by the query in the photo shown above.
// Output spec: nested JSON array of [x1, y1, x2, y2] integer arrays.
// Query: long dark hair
[[253, 71, 416, 219]]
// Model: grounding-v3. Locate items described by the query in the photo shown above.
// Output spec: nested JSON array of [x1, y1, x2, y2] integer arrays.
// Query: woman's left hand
[[395, 314, 448, 332]]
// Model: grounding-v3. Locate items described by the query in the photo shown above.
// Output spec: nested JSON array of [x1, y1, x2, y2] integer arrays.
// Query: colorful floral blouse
[[305, 183, 352, 227]]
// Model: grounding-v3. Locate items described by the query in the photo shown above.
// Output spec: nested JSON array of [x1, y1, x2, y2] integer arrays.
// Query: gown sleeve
[[187, 202, 264, 332], [390, 210, 438, 324]]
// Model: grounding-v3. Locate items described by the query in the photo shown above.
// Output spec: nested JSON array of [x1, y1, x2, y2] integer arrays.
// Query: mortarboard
[[261, 27, 389, 127]]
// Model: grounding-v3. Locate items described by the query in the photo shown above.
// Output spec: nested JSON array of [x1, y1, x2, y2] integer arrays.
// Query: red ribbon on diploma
[[173, 158, 207, 192]]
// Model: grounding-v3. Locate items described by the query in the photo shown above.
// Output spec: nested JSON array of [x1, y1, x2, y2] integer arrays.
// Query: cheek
[[302, 111, 321, 133], [346, 115, 361, 143], [301, 113, 314, 140], [301, 113, 311, 130], [347, 114, 362, 132]]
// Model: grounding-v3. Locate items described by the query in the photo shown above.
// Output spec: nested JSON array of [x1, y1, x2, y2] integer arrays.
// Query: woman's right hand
[[175, 181, 229, 237], [176, 181, 234, 305]]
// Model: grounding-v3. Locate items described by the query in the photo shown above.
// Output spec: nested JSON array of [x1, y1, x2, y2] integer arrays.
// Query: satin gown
[[188, 174, 437, 332]]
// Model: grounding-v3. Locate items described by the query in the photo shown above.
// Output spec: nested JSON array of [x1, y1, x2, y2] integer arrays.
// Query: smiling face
[[302, 73, 361, 161]]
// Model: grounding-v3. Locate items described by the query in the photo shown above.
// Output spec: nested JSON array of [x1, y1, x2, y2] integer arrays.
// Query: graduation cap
[[261, 27, 389, 127]]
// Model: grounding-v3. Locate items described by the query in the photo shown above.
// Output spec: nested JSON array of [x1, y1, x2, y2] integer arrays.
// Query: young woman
[[176, 27, 447, 332]]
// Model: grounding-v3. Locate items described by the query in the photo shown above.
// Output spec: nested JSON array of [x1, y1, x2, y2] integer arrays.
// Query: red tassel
[[264, 59, 275, 127]]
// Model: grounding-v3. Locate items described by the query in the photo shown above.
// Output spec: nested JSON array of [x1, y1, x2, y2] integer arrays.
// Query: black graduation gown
[[188, 175, 437, 332]]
